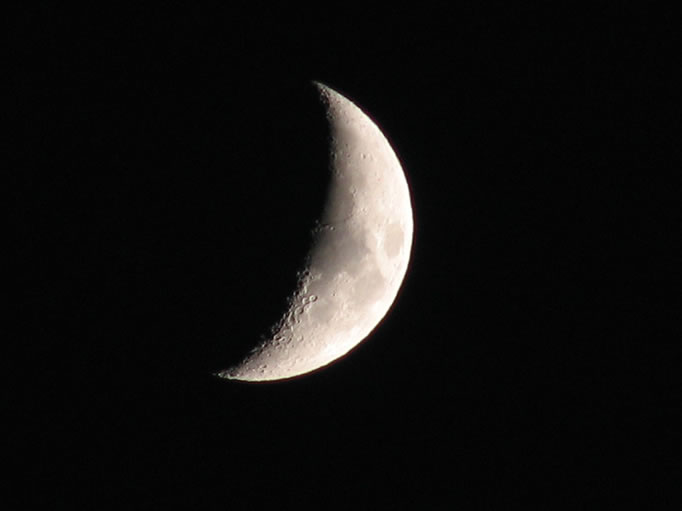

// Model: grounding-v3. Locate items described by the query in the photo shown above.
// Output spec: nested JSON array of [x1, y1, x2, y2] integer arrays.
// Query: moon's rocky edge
[[218, 82, 414, 382]]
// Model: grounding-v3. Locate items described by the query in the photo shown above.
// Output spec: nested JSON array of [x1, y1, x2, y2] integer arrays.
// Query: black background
[[10, 4, 680, 508]]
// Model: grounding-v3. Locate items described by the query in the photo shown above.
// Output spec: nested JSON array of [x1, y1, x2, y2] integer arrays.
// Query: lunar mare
[[218, 82, 413, 382]]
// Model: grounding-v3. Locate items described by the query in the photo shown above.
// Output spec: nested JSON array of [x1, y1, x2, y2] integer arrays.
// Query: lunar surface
[[218, 82, 413, 382]]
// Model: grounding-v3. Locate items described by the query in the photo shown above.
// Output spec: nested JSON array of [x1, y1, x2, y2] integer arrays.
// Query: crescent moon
[[218, 82, 414, 382]]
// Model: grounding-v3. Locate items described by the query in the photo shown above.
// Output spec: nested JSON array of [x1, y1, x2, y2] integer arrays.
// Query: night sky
[[11, 4, 680, 508]]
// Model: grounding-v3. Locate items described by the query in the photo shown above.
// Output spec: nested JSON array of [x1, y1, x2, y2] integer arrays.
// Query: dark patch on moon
[[384, 221, 404, 258], [352, 262, 386, 307], [309, 224, 369, 278], [309, 294, 335, 324], [321, 183, 355, 224]]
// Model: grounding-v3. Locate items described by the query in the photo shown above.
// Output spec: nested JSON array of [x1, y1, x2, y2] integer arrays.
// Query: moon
[[218, 82, 414, 382]]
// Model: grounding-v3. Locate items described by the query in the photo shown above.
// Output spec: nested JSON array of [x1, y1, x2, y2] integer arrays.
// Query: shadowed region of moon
[[217, 82, 414, 382]]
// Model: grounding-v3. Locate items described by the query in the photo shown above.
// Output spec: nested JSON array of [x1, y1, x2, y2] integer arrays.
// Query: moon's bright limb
[[218, 82, 414, 382]]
